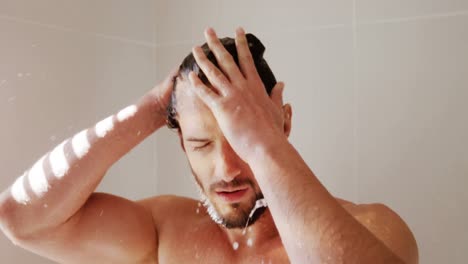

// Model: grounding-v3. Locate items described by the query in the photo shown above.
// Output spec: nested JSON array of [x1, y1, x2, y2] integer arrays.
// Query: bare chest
[[157, 223, 289, 264]]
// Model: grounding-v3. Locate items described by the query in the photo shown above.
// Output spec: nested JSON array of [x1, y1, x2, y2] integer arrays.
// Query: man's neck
[[217, 208, 280, 251]]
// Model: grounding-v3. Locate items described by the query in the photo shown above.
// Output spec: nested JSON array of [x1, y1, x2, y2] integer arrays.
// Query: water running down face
[[189, 143, 268, 229]]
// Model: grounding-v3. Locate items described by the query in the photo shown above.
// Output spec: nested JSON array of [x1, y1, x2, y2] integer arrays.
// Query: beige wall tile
[[0, 0, 157, 43], [357, 0, 468, 22], [155, 44, 199, 198], [90, 34, 158, 201], [155, 0, 220, 44], [356, 15, 468, 264], [217, 0, 353, 37], [266, 28, 356, 201]]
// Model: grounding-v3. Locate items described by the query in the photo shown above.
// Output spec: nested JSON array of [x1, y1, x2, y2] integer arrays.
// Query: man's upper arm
[[15, 192, 158, 264], [355, 203, 419, 264]]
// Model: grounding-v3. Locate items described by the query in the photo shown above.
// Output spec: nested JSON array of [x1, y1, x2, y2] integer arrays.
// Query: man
[[0, 28, 418, 263]]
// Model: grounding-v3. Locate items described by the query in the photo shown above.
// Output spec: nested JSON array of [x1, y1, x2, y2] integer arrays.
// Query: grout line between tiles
[[353, 0, 360, 204], [152, 48, 159, 195], [0, 14, 157, 48], [2, 9, 468, 50], [358, 10, 468, 26], [156, 8, 468, 47], [157, 9, 468, 47], [156, 24, 351, 48]]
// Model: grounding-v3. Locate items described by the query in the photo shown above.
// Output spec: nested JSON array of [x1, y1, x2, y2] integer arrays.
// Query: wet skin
[[0, 28, 418, 264], [138, 195, 405, 264]]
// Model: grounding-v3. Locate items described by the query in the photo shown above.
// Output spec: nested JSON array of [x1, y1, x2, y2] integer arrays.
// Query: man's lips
[[216, 187, 249, 202], [215, 186, 249, 193]]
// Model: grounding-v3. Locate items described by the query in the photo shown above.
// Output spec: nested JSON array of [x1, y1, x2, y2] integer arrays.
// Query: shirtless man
[[0, 28, 418, 264]]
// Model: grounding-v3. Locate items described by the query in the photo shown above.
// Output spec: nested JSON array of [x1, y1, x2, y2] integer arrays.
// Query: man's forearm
[[0, 91, 164, 240], [250, 140, 404, 263]]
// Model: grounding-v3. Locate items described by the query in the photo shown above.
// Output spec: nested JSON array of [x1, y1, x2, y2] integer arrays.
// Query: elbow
[[0, 194, 34, 245], [0, 205, 34, 247], [0, 200, 19, 244], [0, 191, 11, 235]]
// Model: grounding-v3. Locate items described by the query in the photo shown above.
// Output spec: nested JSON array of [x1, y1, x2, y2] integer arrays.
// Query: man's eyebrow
[[184, 137, 211, 142]]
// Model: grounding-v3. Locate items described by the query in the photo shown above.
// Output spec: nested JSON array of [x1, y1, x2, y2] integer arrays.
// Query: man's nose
[[216, 141, 242, 182]]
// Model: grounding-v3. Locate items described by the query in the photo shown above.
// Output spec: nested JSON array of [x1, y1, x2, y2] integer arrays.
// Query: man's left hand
[[189, 27, 287, 161]]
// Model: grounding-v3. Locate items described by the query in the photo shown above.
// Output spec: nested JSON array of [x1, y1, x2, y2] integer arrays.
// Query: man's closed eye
[[192, 142, 212, 151]]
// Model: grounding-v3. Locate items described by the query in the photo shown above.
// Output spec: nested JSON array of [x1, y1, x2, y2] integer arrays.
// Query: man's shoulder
[[336, 198, 419, 263], [334, 197, 397, 219], [335, 197, 411, 237], [337, 199, 403, 226]]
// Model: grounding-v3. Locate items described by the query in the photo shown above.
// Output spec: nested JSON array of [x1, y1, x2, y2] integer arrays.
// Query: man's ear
[[177, 130, 186, 152], [282, 104, 292, 137]]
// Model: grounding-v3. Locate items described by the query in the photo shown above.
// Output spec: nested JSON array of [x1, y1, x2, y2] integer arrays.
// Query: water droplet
[[43, 203, 48, 208], [99, 210, 104, 216], [196, 208, 200, 214], [297, 241, 304, 248], [247, 238, 253, 247], [233, 242, 239, 250], [197, 202, 202, 207], [242, 198, 268, 234], [137, 130, 141, 136], [337, 245, 344, 254]]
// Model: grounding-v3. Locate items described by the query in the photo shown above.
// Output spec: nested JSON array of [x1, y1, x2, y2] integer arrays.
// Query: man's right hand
[[148, 67, 178, 121]]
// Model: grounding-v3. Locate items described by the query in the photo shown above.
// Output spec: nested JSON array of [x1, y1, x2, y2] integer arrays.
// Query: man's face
[[175, 80, 265, 229]]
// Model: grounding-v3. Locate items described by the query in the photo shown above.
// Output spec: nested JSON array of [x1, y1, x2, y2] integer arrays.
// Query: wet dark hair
[[166, 33, 277, 130]]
